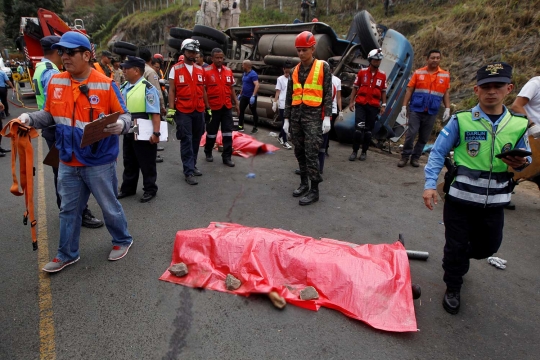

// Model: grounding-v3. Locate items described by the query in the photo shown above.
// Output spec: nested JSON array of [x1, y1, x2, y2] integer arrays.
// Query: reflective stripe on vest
[[447, 111, 528, 207], [32, 61, 59, 110], [291, 59, 324, 107]]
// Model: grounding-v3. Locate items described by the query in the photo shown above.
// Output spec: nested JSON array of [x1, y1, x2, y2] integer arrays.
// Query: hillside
[[78, 0, 540, 106]]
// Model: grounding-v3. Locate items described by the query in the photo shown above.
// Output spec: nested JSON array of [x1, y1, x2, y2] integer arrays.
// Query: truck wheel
[[114, 41, 138, 51], [193, 25, 228, 44], [112, 46, 137, 57], [168, 38, 184, 50], [355, 10, 381, 57], [192, 36, 223, 51], [170, 28, 193, 40]]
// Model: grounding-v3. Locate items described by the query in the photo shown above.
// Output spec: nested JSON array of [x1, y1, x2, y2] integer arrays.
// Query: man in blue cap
[[19, 31, 133, 273], [32, 35, 104, 228], [423, 62, 532, 315], [117, 56, 161, 203]]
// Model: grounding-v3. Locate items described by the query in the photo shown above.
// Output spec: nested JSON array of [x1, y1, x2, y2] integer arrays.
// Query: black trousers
[[0, 87, 9, 115], [205, 106, 234, 159], [238, 95, 258, 128], [442, 199, 504, 291], [353, 104, 379, 152], [121, 133, 158, 195]]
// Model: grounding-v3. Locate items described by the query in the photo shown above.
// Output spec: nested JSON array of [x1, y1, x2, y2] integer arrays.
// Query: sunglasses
[[57, 48, 86, 56]]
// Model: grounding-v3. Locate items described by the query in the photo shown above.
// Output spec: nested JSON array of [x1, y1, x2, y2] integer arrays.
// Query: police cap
[[120, 56, 145, 71], [477, 62, 512, 86], [40, 36, 61, 52]]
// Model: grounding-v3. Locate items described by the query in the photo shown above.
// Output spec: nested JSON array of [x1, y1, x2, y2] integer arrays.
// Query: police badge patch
[[146, 93, 155, 106], [501, 142, 512, 154], [467, 141, 480, 157]]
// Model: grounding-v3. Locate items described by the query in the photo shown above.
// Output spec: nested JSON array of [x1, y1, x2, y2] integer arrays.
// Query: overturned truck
[[166, 11, 414, 146]]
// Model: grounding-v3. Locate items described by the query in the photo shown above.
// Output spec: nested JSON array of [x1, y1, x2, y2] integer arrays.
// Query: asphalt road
[[1, 94, 539, 360]]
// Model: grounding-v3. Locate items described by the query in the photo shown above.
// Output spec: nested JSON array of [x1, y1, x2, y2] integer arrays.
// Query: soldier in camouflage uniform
[[284, 31, 333, 205]]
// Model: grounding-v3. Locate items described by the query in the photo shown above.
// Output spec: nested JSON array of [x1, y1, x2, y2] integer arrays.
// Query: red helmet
[[295, 31, 316, 48], [312, 18, 318, 22], [153, 53, 164, 61]]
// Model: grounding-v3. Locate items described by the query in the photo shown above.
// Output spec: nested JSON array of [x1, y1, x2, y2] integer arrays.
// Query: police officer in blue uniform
[[117, 56, 162, 203], [32, 35, 104, 228], [423, 63, 532, 315]]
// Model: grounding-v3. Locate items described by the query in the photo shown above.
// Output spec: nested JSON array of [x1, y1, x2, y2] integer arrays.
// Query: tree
[[2, 0, 64, 40]]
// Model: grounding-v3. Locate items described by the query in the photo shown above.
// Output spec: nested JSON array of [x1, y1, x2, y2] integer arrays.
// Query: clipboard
[[133, 118, 169, 142], [43, 143, 60, 168], [80, 112, 120, 148]]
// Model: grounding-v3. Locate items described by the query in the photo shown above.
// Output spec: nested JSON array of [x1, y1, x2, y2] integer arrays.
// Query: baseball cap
[[476, 62, 512, 86], [102, 50, 114, 59], [120, 56, 145, 71], [51, 31, 92, 51], [40, 36, 61, 52]]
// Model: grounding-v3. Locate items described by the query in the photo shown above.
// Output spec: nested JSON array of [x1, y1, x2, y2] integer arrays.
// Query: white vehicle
[[0, 56, 13, 80]]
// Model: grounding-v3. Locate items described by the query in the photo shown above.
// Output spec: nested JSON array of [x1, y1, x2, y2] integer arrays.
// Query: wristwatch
[[153, 132, 161, 137]]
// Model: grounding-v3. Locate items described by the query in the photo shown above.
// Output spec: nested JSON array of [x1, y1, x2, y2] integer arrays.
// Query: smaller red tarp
[[160, 223, 417, 332], [200, 131, 280, 158]]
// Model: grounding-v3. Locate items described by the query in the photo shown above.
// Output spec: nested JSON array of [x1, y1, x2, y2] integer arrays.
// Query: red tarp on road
[[159, 223, 418, 332], [200, 131, 280, 158]]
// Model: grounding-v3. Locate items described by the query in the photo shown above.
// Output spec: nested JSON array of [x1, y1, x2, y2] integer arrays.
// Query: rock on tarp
[[159, 223, 417, 332], [200, 131, 280, 158]]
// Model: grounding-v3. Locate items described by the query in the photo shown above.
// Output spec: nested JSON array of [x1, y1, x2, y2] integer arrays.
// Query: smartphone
[[495, 149, 532, 159]]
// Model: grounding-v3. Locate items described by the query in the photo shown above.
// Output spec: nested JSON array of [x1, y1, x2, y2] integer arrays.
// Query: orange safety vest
[[408, 66, 450, 115], [93, 62, 113, 79], [0, 119, 39, 250], [291, 59, 324, 107], [45, 69, 124, 166], [173, 63, 205, 113], [204, 65, 234, 110], [354, 67, 387, 107]]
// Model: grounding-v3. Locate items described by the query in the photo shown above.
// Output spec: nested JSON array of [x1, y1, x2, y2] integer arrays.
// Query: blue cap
[[120, 56, 146, 70], [40, 36, 61, 52], [51, 31, 91, 51], [477, 62, 512, 86]]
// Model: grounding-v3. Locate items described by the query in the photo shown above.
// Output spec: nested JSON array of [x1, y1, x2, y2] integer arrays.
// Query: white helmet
[[368, 48, 384, 61], [181, 39, 200, 52]]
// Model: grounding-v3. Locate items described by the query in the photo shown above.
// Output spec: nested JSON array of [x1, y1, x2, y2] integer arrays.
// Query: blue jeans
[[57, 162, 132, 261]]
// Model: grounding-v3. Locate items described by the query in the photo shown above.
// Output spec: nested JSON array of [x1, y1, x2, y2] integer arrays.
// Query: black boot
[[292, 175, 309, 197], [299, 181, 319, 206], [442, 289, 461, 315]]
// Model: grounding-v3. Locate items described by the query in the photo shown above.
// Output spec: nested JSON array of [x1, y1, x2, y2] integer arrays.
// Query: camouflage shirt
[[144, 64, 165, 108], [284, 59, 333, 120]]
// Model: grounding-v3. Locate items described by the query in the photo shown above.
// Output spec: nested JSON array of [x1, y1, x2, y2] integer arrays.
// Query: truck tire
[[168, 38, 184, 50], [193, 25, 228, 44], [114, 41, 138, 51], [112, 46, 137, 57], [170, 27, 193, 40], [355, 10, 380, 57], [192, 36, 223, 51]]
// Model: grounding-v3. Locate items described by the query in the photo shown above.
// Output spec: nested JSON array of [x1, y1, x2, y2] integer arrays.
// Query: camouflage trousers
[[290, 115, 323, 183]]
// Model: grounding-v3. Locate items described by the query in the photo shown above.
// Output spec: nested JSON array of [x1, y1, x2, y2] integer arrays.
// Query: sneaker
[[108, 242, 133, 261], [0, 147, 11, 153], [359, 152, 367, 161], [278, 137, 284, 145], [251, 127, 259, 134], [42, 256, 80, 273], [283, 142, 292, 150], [185, 174, 198, 185]]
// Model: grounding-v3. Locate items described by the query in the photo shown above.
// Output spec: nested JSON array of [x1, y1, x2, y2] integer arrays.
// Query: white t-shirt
[[331, 75, 342, 114], [517, 76, 540, 125], [168, 64, 194, 80], [275, 75, 289, 109]]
